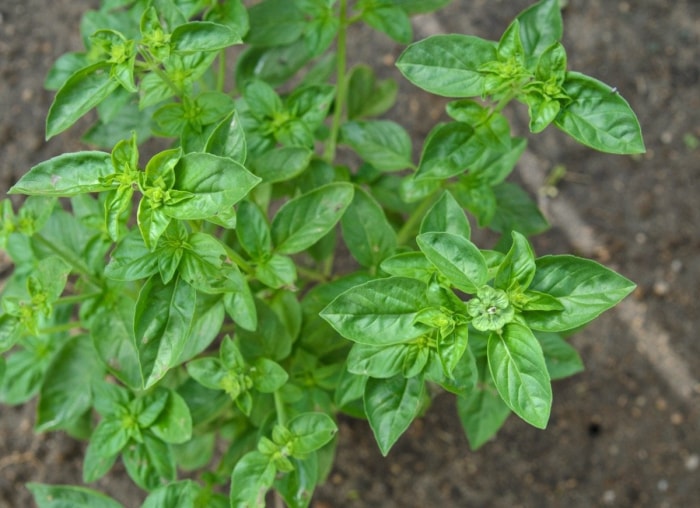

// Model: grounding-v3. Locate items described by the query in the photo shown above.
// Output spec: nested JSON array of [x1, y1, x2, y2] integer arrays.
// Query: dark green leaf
[[516, 0, 563, 67], [237, 298, 293, 361], [525, 255, 636, 332], [415, 122, 477, 180], [536, 331, 584, 380], [245, 0, 305, 46], [83, 418, 129, 482], [380, 252, 435, 283], [141, 480, 196, 508], [9, 151, 113, 196], [495, 231, 536, 290], [457, 378, 511, 450], [28, 483, 124, 508], [347, 343, 408, 378], [396, 35, 497, 97], [288, 412, 338, 455], [149, 390, 193, 444], [104, 230, 158, 281], [364, 375, 425, 456], [488, 323, 551, 429], [122, 433, 176, 490], [490, 182, 549, 235], [347, 64, 398, 119], [236, 200, 271, 260], [249, 146, 312, 184], [256, 254, 297, 289], [205, 110, 247, 163], [271, 182, 354, 254], [134, 276, 196, 388], [321, 277, 429, 345], [420, 190, 471, 238], [339, 121, 413, 172], [46, 62, 119, 139], [236, 39, 314, 88], [361, 4, 412, 44], [555, 72, 645, 154], [341, 186, 397, 270]]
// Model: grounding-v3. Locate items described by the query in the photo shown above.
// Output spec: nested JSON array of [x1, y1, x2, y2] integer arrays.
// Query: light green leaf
[[171, 21, 241, 53], [361, 4, 412, 44], [416, 232, 487, 293], [380, 252, 435, 283], [205, 110, 247, 163], [10, 151, 113, 196], [271, 182, 354, 254], [340, 120, 413, 172], [245, 0, 305, 47], [236, 200, 271, 260], [341, 186, 397, 270], [488, 323, 552, 429], [46, 62, 119, 139], [525, 255, 636, 332], [122, 433, 176, 491], [149, 390, 193, 444], [104, 230, 158, 281], [249, 146, 312, 184], [396, 35, 497, 97], [141, 480, 196, 508], [256, 254, 297, 289], [516, 0, 563, 67], [28, 483, 124, 508], [251, 358, 289, 393], [230, 451, 276, 508], [321, 277, 429, 345], [420, 190, 471, 238], [83, 418, 129, 482], [364, 375, 425, 456], [555, 72, 645, 154], [495, 231, 536, 290], [288, 412, 338, 455], [347, 343, 408, 378]]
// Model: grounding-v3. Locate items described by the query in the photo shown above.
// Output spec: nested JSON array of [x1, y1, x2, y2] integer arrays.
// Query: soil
[[1, 1, 699, 507]]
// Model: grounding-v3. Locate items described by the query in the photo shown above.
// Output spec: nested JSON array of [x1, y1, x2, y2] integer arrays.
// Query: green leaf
[[122, 432, 176, 490], [164, 152, 261, 220], [361, 4, 412, 44], [245, 0, 305, 47], [171, 21, 241, 53], [271, 182, 354, 254], [46, 62, 120, 139], [489, 182, 549, 235], [9, 151, 113, 196], [488, 323, 552, 429], [83, 418, 129, 482], [236, 40, 314, 88], [536, 331, 584, 380], [141, 480, 196, 508], [392, 0, 453, 14], [396, 35, 497, 97], [525, 255, 636, 332], [339, 121, 413, 172], [205, 110, 247, 163], [28, 483, 124, 508], [149, 390, 193, 444], [495, 231, 536, 290], [416, 232, 487, 293], [555, 72, 645, 154], [236, 200, 271, 260], [230, 451, 276, 508], [36, 335, 104, 432], [288, 412, 338, 455], [249, 146, 312, 184], [347, 64, 398, 119], [415, 122, 477, 180], [321, 277, 429, 345], [420, 190, 471, 239], [134, 276, 196, 388], [237, 299, 292, 361], [223, 270, 258, 331], [341, 186, 397, 270], [104, 230, 158, 281], [516, 0, 563, 67], [457, 377, 511, 450], [251, 358, 289, 393], [364, 375, 425, 456], [347, 342, 408, 379]]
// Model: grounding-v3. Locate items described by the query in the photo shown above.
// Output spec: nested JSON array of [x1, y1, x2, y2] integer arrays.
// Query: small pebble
[[685, 454, 699, 471]]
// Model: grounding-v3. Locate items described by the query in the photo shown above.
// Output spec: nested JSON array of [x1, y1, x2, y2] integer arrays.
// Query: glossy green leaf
[[416, 232, 487, 293], [205, 110, 247, 163], [134, 276, 196, 388], [516, 0, 563, 67], [321, 277, 429, 345], [141, 480, 196, 508], [364, 375, 425, 456], [495, 231, 536, 290], [339, 121, 413, 172], [341, 186, 397, 270], [525, 255, 636, 332], [164, 152, 260, 220], [415, 122, 477, 180], [28, 483, 124, 508], [396, 35, 496, 97], [104, 230, 158, 281], [83, 418, 129, 482], [236, 200, 271, 260], [271, 182, 354, 254], [249, 146, 312, 184], [46, 62, 119, 139], [149, 390, 193, 444], [555, 72, 645, 154], [36, 335, 104, 432], [536, 331, 584, 380], [420, 190, 471, 238], [9, 151, 113, 196], [379, 252, 435, 283], [230, 451, 276, 508], [288, 412, 338, 455], [347, 343, 408, 378], [488, 323, 552, 429], [251, 358, 289, 393], [223, 269, 258, 332], [171, 21, 241, 53]]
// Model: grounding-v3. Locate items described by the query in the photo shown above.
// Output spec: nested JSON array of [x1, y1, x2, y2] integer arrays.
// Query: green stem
[[39, 321, 84, 335], [33, 234, 101, 287], [140, 48, 182, 97], [274, 390, 287, 427], [222, 244, 253, 274], [296, 265, 327, 283], [396, 191, 441, 246], [56, 292, 102, 306], [323, 0, 349, 163]]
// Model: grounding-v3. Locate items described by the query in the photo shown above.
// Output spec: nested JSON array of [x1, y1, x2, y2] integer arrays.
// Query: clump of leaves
[[0, 1, 642, 506]]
